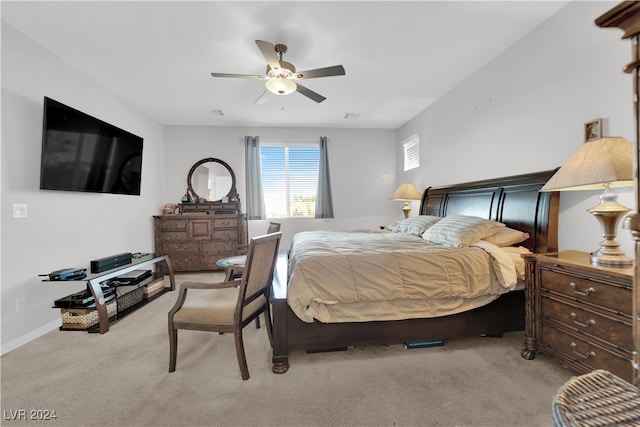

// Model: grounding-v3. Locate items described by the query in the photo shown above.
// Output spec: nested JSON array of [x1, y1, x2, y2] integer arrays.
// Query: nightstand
[[521, 250, 634, 382]]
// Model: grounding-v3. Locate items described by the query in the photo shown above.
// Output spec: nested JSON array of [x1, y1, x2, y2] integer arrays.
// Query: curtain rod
[[239, 136, 330, 143]]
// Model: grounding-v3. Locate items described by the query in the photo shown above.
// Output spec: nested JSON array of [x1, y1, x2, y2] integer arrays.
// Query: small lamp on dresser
[[541, 136, 634, 268], [390, 183, 422, 219]]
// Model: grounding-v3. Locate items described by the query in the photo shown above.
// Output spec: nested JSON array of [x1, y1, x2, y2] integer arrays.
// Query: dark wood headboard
[[419, 169, 559, 253]]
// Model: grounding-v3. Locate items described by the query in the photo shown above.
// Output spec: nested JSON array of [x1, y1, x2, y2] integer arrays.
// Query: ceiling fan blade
[[211, 72, 265, 79], [255, 90, 271, 104], [295, 83, 326, 103], [255, 40, 281, 70], [295, 65, 345, 79]]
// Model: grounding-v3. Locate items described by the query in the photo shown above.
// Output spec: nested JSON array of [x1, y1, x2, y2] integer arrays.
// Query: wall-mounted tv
[[40, 97, 144, 196]]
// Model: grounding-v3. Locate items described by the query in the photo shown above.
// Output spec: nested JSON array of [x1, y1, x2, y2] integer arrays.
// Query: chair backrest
[[235, 232, 282, 321], [267, 222, 281, 234]]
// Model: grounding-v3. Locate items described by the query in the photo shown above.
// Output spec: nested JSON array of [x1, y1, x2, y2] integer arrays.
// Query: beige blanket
[[287, 230, 516, 323]]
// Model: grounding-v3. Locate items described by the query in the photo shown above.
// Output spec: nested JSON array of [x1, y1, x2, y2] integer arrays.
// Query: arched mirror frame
[[186, 157, 238, 203]]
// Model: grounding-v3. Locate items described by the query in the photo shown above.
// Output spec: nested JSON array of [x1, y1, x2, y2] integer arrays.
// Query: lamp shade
[[541, 137, 633, 192], [540, 136, 633, 268], [390, 183, 422, 201], [265, 78, 297, 95]]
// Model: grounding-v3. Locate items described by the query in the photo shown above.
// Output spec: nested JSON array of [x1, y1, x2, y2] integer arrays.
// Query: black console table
[[86, 254, 175, 334]]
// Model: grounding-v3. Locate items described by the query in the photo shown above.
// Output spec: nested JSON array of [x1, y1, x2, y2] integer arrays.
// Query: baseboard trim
[[1, 318, 61, 356]]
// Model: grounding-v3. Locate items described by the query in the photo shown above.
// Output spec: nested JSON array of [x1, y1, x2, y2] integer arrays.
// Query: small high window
[[403, 134, 420, 171]]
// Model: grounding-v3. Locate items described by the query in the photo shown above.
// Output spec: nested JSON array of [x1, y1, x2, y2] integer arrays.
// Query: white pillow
[[482, 227, 529, 247], [393, 215, 442, 237], [422, 215, 505, 247]]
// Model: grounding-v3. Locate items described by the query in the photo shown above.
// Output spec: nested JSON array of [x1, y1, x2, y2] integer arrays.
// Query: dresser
[[522, 251, 634, 382], [154, 214, 247, 274]]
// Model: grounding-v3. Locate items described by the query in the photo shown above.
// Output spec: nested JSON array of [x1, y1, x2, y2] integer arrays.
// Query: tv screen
[[40, 97, 144, 195]]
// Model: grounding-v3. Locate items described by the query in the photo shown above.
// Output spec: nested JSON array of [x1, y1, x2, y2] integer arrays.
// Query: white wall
[[163, 126, 399, 248], [1, 24, 166, 353], [397, 1, 635, 257]]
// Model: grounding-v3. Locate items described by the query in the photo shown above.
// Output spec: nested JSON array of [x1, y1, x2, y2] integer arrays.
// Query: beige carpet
[[1, 272, 576, 427]]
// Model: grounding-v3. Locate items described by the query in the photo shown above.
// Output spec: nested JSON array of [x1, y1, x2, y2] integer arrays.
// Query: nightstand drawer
[[539, 268, 631, 316], [540, 323, 633, 382], [540, 295, 632, 353]]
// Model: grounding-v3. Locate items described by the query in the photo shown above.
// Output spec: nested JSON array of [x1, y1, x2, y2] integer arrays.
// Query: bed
[[270, 170, 559, 374]]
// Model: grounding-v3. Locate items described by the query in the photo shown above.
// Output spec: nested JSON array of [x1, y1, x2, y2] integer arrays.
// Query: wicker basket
[[117, 287, 144, 312], [61, 300, 117, 330], [143, 278, 165, 299], [552, 369, 640, 426]]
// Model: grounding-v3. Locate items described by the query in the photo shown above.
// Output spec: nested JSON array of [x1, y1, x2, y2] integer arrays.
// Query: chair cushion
[[216, 255, 247, 269], [173, 287, 266, 326]]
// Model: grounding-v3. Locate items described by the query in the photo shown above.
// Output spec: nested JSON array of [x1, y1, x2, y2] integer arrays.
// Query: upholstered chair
[[168, 232, 281, 380]]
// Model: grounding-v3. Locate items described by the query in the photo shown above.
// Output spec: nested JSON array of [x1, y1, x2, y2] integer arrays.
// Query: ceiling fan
[[211, 40, 346, 104]]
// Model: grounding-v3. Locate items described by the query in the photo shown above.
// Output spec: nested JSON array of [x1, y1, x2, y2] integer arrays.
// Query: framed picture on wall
[[585, 118, 602, 142]]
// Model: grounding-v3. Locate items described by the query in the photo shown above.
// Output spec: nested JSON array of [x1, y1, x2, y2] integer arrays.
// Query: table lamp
[[390, 183, 422, 219], [541, 137, 633, 268]]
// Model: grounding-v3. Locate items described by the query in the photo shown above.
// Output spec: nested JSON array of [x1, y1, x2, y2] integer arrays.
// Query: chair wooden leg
[[234, 329, 250, 380], [169, 325, 178, 372], [224, 267, 233, 282]]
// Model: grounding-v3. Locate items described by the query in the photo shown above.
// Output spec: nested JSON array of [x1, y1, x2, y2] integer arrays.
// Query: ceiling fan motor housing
[[211, 40, 343, 103], [267, 61, 296, 76]]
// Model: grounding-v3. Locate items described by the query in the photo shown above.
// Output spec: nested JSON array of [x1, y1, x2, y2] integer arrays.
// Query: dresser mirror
[[186, 157, 237, 202]]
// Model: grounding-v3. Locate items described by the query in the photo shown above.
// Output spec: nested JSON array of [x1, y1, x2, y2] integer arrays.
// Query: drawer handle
[[569, 312, 595, 328], [569, 342, 596, 359], [569, 282, 595, 297]]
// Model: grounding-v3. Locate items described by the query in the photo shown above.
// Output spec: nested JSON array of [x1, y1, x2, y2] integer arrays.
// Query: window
[[403, 134, 420, 171], [260, 143, 319, 218]]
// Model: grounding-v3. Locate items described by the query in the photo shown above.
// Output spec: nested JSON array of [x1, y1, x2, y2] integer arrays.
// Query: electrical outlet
[[16, 297, 25, 313], [12, 204, 27, 218]]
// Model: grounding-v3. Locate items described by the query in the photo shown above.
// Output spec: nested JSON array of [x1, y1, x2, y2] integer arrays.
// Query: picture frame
[[585, 118, 602, 142]]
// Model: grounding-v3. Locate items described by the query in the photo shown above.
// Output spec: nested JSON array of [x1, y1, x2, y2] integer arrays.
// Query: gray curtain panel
[[315, 136, 334, 218], [244, 136, 266, 220]]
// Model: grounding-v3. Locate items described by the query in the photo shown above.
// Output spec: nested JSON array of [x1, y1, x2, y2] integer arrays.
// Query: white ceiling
[[1, 1, 569, 129]]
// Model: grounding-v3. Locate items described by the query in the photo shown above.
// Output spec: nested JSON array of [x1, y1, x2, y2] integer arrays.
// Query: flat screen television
[[40, 97, 144, 195]]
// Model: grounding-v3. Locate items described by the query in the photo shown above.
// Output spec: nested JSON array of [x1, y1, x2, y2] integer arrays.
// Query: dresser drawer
[[214, 230, 238, 241], [540, 295, 632, 353], [202, 242, 235, 255], [159, 231, 188, 242], [170, 256, 201, 271], [163, 242, 200, 253], [214, 218, 239, 228], [540, 323, 633, 382], [539, 267, 631, 316], [160, 219, 188, 230]]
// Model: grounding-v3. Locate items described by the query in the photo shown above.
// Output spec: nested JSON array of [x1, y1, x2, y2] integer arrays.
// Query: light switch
[[13, 204, 27, 218]]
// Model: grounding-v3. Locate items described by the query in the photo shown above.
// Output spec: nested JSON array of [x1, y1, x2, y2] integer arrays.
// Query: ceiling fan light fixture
[[265, 78, 296, 95]]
